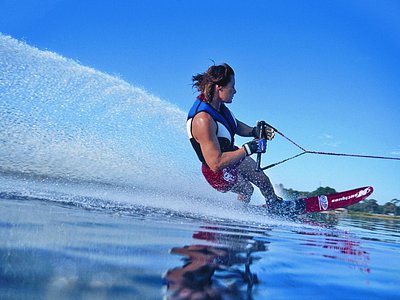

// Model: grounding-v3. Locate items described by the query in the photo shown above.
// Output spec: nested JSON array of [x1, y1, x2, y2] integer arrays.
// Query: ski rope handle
[[255, 121, 267, 171], [256, 121, 267, 172], [256, 125, 400, 171]]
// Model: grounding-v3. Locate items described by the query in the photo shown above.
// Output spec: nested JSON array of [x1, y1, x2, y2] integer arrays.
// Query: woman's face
[[217, 76, 236, 103]]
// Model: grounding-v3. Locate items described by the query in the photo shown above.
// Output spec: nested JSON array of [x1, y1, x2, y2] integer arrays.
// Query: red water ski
[[259, 186, 373, 216], [301, 186, 374, 213]]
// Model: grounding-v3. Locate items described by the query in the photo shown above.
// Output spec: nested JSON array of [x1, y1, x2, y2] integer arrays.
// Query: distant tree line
[[348, 199, 400, 215], [276, 184, 400, 216]]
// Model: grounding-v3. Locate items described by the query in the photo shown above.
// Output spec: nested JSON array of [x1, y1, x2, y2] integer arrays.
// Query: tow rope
[[255, 123, 400, 171]]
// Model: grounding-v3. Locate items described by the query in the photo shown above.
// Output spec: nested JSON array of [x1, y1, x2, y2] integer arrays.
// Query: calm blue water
[[1, 34, 399, 299]]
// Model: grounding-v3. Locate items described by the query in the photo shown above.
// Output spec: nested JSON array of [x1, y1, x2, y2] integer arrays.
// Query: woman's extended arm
[[236, 120, 254, 137]]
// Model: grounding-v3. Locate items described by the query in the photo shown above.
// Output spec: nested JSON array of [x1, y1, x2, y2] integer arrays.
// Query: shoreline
[[348, 211, 400, 220]]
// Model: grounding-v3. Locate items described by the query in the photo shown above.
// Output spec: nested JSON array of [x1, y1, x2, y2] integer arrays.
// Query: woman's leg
[[230, 173, 254, 203], [234, 156, 277, 202]]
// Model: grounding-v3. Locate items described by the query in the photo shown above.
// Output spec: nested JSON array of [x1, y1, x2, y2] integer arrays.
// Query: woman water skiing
[[187, 63, 280, 205]]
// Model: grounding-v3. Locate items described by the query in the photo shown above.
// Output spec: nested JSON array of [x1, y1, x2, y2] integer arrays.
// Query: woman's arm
[[236, 119, 275, 140], [236, 120, 254, 137], [192, 112, 247, 172]]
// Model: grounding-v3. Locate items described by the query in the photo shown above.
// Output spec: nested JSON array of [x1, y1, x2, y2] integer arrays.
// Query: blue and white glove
[[243, 139, 267, 156]]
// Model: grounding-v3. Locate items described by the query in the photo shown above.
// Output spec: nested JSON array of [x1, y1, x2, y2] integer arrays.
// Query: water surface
[[1, 176, 399, 299]]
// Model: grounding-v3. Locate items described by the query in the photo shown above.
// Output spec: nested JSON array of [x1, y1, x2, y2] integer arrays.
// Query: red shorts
[[201, 164, 238, 193]]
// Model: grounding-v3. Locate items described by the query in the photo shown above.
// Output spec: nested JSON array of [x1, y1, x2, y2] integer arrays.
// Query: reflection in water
[[164, 224, 270, 300], [294, 229, 371, 274], [164, 220, 374, 299], [292, 215, 371, 273]]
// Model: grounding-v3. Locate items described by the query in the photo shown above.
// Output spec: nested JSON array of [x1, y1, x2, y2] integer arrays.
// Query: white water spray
[[0, 34, 208, 194], [1, 34, 292, 224]]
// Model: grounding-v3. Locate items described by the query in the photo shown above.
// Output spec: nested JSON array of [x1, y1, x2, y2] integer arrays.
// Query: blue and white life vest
[[186, 99, 237, 164]]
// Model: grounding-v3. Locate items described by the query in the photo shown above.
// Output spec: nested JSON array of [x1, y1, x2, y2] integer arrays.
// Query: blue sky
[[1, 0, 399, 203]]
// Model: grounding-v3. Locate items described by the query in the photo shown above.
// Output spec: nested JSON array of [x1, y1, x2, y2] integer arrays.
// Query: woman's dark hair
[[192, 63, 235, 103]]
